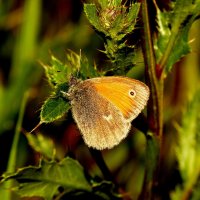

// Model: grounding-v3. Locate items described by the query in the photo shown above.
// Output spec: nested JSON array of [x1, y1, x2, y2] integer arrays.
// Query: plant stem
[[140, 0, 163, 139], [3, 91, 29, 200], [138, 0, 164, 199], [89, 149, 114, 181]]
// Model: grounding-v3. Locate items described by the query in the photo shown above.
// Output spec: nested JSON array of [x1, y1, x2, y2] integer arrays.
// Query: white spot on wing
[[103, 114, 113, 122]]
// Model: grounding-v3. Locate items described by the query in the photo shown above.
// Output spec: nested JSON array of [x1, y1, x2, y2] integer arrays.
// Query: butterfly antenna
[[30, 122, 42, 134]]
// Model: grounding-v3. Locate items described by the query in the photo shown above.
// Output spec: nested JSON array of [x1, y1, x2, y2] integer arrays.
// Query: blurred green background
[[0, 0, 102, 180], [0, 0, 200, 199]]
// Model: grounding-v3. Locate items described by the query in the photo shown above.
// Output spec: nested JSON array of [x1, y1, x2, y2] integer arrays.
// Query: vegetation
[[0, 0, 200, 199]]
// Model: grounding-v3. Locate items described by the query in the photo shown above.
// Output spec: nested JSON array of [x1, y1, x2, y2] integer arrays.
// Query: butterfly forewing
[[91, 77, 149, 121]]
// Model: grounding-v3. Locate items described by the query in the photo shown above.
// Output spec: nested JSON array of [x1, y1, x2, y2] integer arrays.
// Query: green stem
[[4, 91, 29, 200], [140, 0, 163, 140], [138, 0, 164, 199], [89, 149, 114, 181]]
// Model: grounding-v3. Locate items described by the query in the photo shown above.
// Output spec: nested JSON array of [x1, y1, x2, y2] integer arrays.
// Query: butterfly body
[[67, 76, 149, 150]]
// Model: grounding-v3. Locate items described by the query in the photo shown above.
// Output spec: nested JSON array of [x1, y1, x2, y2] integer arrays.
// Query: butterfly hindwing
[[70, 84, 131, 149]]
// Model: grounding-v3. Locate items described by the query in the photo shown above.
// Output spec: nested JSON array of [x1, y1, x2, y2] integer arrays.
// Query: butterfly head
[[66, 76, 83, 101], [68, 76, 81, 87]]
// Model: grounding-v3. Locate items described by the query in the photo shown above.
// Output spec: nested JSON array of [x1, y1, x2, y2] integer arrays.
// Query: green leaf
[[42, 55, 71, 87], [26, 133, 56, 160], [124, 3, 140, 35], [92, 180, 120, 200], [84, 4, 106, 34], [78, 52, 100, 79], [155, 0, 200, 74], [175, 90, 200, 182], [84, 2, 140, 72], [154, 10, 171, 61], [40, 97, 70, 123], [165, 25, 191, 71], [170, 186, 182, 200], [42, 51, 98, 87], [98, 0, 122, 8], [40, 51, 99, 124], [97, 0, 109, 8], [65, 49, 86, 75], [1, 157, 91, 200], [171, 90, 200, 200]]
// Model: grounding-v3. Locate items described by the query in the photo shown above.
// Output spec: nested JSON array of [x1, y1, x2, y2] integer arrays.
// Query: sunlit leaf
[[42, 54, 72, 87], [84, 4, 106, 34], [124, 3, 140, 35], [40, 97, 70, 123], [1, 157, 91, 200]]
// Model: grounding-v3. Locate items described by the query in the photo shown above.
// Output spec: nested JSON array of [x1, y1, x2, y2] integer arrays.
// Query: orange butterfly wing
[[90, 77, 149, 121]]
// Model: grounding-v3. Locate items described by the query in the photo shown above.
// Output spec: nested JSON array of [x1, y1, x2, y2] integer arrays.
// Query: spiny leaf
[[1, 157, 91, 200], [98, 0, 122, 8], [84, 1, 140, 71], [155, 0, 200, 74], [40, 97, 70, 123], [41, 55, 71, 87], [78, 53, 100, 79], [84, 4, 106, 34], [165, 24, 191, 71], [40, 51, 99, 124], [124, 3, 140, 34], [43, 51, 98, 85], [154, 10, 171, 61]]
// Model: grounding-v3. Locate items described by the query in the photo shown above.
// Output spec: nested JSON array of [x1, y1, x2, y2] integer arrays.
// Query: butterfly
[[66, 76, 149, 150]]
